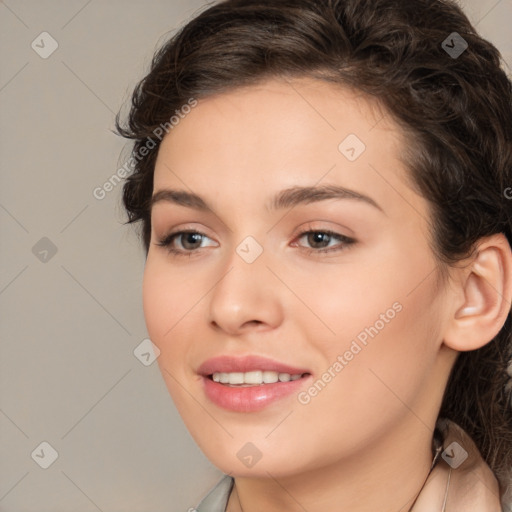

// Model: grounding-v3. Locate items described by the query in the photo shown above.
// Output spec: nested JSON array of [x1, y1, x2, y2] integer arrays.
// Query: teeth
[[211, 370, 305, 386], [263, 370, 279, 383], [245, 371, 263, 384], [228, 372, 244, 385]]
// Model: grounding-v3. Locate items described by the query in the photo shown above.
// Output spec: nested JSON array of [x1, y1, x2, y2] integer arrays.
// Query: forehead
[[152, 77, 424, 221], [157, 77, 395, 155]]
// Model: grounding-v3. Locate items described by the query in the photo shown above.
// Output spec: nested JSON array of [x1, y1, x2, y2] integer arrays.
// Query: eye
[[155, 230, 217, 257], [293, 229, 355, 255], [155, 227, 356, 258]]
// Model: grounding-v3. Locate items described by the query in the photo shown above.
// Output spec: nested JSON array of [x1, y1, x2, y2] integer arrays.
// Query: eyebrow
[[149, 184, 383, 214]]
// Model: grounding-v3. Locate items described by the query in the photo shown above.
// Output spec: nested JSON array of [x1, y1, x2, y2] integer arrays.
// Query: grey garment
[[195, 475, 234, 512]]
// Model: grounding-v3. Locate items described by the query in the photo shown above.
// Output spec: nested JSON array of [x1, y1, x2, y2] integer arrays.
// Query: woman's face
[[143, 78, 455, 477]]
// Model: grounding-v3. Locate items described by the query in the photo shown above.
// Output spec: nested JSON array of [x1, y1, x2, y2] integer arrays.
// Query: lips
[[197, 355, 312, 412], [197, 355, 310, 376]]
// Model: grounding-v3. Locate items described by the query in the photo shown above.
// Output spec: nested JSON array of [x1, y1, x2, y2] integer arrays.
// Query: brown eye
[[294, 229, 355, 254], [177, 232, 204, 250], [156, 230, 216, 256], [304, 232, 333, 249]]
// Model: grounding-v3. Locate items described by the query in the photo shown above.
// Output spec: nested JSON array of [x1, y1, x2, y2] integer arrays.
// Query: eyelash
[[155, 227, 355, 258]]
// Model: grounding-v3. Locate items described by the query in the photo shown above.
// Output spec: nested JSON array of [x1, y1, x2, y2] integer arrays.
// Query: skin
[[142, 78, 512, 512]]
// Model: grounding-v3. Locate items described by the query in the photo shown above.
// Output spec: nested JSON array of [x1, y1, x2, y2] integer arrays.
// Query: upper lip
[[197, 355, 311, 376]]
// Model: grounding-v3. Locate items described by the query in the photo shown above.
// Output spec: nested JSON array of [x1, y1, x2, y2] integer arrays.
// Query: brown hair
[[115, 0, 512, 498]]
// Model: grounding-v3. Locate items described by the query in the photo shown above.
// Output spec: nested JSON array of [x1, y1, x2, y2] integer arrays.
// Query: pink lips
[[198, 355, 312, 413], [198, 355, 310, 376]]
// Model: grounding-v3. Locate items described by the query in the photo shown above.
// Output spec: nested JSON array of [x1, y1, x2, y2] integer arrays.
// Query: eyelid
[[291, 221, 354, 240], [155, 222, 215, 241]]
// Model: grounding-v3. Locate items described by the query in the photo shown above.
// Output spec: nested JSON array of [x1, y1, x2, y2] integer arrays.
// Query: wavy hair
[[115, 0, 512, 499]]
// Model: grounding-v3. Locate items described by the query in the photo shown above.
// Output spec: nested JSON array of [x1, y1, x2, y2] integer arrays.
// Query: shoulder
[[412, 418, 504, 512], [195, 474, 234, 512]]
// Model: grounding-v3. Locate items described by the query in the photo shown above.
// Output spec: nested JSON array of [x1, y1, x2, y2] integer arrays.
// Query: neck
[[227, 415, 435, 512]]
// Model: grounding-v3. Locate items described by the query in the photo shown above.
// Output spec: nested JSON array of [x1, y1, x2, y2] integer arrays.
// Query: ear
[[443, 233, 512, 352]]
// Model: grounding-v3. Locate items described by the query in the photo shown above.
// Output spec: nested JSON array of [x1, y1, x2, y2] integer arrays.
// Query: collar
[[411, 418, 503, 511]]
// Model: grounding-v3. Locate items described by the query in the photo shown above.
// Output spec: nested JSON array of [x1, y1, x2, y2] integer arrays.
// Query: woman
[[115, 0, 512, 510]]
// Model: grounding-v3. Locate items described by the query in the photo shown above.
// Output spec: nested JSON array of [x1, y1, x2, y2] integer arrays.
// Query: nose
[[207, 248, 285, 336]]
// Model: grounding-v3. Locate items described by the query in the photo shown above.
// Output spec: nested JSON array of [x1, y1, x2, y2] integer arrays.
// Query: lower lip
[[202, 375, 311, 412]]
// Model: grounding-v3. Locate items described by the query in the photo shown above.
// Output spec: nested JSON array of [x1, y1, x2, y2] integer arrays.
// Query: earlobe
[[444, 234, 512, 352]]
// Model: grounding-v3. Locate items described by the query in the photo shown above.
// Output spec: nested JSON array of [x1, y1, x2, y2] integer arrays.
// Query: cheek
[[292, 242, 441, 417], [302, 236, 438, 349], [142, 259, 192, 359], [281, 292, 440, 473], [276, 263, 405, 353], [142, 260, 169, 343], [304, 270, 441, 435], [142, 260, 199, 411]]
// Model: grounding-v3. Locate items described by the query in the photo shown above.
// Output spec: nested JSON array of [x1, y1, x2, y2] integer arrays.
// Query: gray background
[[0, 1, 510, 511]]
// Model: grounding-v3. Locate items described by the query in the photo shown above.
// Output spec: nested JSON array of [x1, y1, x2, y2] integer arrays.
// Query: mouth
[[208, 370, 310, 386], [198, 355, 312, 412]]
